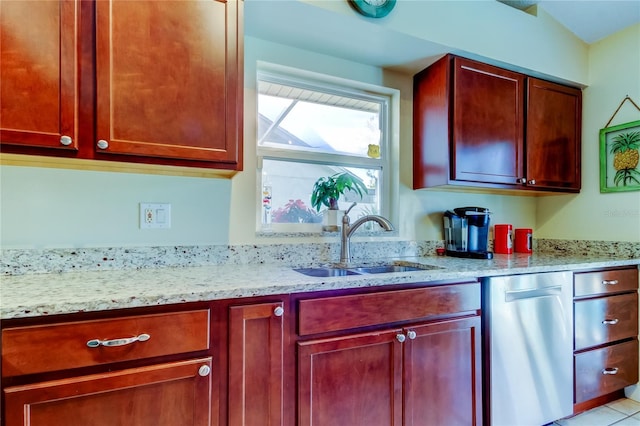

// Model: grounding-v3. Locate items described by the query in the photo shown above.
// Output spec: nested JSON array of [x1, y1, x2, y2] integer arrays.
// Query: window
[[257, 69, 391, 233]]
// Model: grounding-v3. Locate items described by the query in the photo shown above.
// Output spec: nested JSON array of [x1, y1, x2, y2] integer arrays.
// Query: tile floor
[[555, 398, 640, 425]]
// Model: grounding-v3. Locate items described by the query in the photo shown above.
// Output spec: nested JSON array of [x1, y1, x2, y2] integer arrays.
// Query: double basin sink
[[294, 261, 442, 277]]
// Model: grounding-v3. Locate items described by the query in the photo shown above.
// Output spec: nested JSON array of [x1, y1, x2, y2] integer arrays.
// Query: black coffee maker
[[443, 207, 493, 259]]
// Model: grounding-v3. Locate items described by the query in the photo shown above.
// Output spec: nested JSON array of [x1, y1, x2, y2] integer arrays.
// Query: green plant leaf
[[310, 172, 368, 211]]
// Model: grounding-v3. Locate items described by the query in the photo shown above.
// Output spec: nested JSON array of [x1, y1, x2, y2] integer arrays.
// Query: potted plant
[[311, 172, 368, 230]]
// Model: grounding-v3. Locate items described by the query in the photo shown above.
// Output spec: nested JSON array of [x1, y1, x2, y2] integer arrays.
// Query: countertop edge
[[2, 255, 638, 320]]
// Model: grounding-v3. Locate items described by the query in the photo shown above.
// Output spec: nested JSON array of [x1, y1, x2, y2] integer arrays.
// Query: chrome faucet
[[340, 202, 394, 264]]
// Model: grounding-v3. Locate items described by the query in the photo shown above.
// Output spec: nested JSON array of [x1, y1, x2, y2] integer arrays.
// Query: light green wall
[[1, 3, 635, 249], [303, 0, 589, 85], [537, 24, 640, 243], [0, 166, 231, 248]]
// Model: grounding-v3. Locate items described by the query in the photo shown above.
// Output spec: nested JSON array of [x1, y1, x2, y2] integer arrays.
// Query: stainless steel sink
[[293, 267, 360, 277], [351, 265, 428, 274], [294, 262, 442, 277]]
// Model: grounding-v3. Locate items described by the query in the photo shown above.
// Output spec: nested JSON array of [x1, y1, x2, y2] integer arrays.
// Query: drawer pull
[[602, 367, 619, 375], [87, 333, 151, 348], [602, 279, 619, 286], [273, 306, 284, 317], [602, 318, 619, 325]]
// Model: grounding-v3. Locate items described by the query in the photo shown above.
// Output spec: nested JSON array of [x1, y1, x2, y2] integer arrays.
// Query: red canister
[[515, 228, 533, 253], [494, 224, 513, 254]]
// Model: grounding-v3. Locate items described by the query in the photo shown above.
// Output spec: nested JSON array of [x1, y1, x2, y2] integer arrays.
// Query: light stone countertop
[[1, 253, 638, 320]]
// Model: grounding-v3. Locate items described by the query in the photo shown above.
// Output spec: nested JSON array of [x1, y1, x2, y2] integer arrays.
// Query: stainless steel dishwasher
[[483, 271, 573, 426]]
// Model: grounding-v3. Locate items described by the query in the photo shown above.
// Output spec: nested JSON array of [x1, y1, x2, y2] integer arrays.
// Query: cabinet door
[[95, 0, 241, 167], [404, 316, 482, 426], [0, 0, 78, 150], [298, 330, 403, 426], [3, 358, 212, 426], [452, 57, 525, 185], [228, 302, 285, 426], [526, 78, 582, 191]]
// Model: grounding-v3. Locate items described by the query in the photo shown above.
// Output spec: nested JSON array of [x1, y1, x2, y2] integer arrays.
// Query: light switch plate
[[140, 203, 171, 229]]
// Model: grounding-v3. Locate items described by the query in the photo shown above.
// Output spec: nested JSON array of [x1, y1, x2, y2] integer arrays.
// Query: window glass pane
[[258, 94, 382, 159], [262, 159, 380, 226]]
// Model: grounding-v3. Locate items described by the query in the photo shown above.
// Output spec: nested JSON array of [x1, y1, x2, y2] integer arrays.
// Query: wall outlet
[[140, 203, 171, 229]]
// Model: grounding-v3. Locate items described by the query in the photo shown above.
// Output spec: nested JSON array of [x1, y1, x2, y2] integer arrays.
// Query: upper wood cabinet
[[1, 0, 243, 172], [95, 0, 241, 166], [413, 54, 581, 193], [451, 57, 525, 186], [0, 0, 79, 150], [526, 78, 582, 190]]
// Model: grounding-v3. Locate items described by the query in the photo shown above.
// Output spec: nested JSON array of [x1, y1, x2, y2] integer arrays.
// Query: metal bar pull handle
[[87, 333, 151, 348], [602, 319, 619, 325], [603, 279, 619, 286], [505, 286, 562, 302], [602, 367, 619, 375]]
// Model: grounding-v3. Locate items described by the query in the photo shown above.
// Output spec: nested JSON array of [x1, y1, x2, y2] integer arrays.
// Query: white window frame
[[256, 67, 394, 234]]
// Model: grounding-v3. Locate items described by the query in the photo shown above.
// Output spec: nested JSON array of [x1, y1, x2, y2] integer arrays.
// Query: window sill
[[256, 229, 399, 239]]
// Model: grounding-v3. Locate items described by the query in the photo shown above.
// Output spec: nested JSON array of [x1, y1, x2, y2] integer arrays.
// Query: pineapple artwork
[[600, 120, 640, 193], [611, 130, 640, 186]]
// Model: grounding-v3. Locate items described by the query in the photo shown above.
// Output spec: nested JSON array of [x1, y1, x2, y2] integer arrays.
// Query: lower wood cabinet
[[4, 357, 213, 426], [2, 307, 213, 426], [228, 301, 286, 426], [2, 282, 485, 425], [298, 328, 404, 425], [575, 340, 639, 404], [298, 316, 481, 426], [573, 267, 639, 411], [403, 317, 481, 425], [296, 281, 482, 426]]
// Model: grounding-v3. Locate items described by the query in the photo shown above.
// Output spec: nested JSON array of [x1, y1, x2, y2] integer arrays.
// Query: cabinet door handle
[[528, 179, 536, 185], [602, 367, 619, 375], [60, 135, 73, 146], [396, 333, 406, 343], [198, 365, 211, 377], [273, 306, 284, 317], [97, 139, 109, 150], [602, 279, 619, 286], [602, 318, 619, 325], [516, 177, 526, 184], [87, 333, 150, 348], [406, 330, 417, 340]]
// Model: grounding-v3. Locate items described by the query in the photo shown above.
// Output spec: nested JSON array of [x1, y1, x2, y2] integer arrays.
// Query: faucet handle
[[345, 202, 357, 216]]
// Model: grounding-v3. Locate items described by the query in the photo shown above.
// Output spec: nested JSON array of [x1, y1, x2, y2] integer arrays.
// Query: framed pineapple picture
[[600, 120, 640, 193]]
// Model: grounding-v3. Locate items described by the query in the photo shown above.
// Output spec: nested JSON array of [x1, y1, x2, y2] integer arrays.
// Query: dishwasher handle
[[505, 286, 562, 302]]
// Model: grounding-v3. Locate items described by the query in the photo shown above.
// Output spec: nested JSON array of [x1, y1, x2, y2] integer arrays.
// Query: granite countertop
[[2, 253, 638, 320]]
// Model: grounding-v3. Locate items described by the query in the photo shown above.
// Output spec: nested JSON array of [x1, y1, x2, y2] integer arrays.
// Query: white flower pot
[[322, 209, 343, 232]]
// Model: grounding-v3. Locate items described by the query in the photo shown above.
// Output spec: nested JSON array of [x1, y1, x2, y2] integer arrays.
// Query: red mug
[[494, 224, 513, 254], [515, 228, 533, 253]]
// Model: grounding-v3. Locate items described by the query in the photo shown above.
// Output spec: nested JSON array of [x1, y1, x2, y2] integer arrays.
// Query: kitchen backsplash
[[1, 240, 434, 276], [2, 239, 639, 276]]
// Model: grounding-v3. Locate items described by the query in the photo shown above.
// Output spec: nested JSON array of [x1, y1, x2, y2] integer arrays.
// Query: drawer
[[2, 309, 210, 377], [575, 339, 639, 403], [298, 281, 480, 336], [574, 293, 638, 350], [574, 267, 638, 297]]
